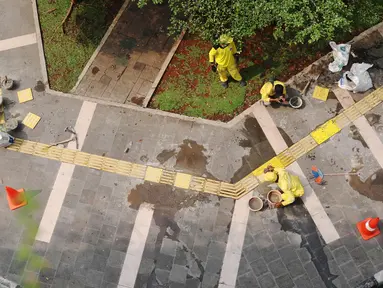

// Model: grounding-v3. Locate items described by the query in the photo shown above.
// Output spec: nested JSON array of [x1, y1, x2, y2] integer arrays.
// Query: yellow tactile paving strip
[[6, 87, 383, 199]]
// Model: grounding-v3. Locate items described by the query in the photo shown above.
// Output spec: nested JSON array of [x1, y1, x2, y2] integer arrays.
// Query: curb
[[142, 30, 186, 107]]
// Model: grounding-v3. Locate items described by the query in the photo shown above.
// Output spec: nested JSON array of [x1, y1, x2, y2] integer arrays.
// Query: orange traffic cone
[[5, 186, 27, 210], [357, 217, 380, 240]]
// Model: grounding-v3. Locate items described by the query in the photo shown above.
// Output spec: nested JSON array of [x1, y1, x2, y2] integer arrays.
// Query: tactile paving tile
[[17, 88, 33, 103], [174, 173, 192, 189], [312, 86, 330, 101], [144, 166, 163, 183], [22, 112, 41, 129], [310, 120, 340, 144]]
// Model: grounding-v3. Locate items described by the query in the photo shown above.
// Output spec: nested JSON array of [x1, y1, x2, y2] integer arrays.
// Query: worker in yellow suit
[[209, 35, 246, 88], [260, 80, 288, 106], [263, 165, 304, 207]]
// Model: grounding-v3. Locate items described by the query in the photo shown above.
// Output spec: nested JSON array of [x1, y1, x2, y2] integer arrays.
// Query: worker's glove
[[234, 53, 240, 64], [211, 64, 217, 73]]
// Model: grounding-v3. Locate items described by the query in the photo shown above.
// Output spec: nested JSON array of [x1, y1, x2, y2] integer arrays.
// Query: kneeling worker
[[263, 165, 304, 207], [260, 80, 288, 106]]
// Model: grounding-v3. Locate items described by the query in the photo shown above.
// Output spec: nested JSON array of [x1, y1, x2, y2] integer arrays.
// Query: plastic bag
[[338, 63, 373, 93], [328, 41, 351, 72], [0, 132, 14, 148]]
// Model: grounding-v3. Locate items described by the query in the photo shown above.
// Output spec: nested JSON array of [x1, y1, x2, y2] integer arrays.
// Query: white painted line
[[252, 103, 340, 244], [334, 88, 383, 169], [119, 203, 153, 288], [36, 101, 97, 242], [219, 193, 251, 288], [0, 33, 36, 52], [35, 163, 75, 242]]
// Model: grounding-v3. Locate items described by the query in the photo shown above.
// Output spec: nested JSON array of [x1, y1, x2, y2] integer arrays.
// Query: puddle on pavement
[[129, 182, 210, 287], [174, 139, 216, 178], [91, 66, 99, 75], [232, 117, 275, 182], [348, 125, 369, 148], [277, 199, 337, 288], [347, 169, 383, 201], [156, 149, 176, 164], [34, 80, 45, 92], [130, 96, 144, 106]]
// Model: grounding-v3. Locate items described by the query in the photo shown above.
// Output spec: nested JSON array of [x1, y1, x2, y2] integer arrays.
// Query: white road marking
[[219, 193, 252, 288], [253, 103, 340, 244], [36, 101, 97, 242], [334, 88, 383, 169], [0, 33, 36, 52], [118, 203, 154, 288]]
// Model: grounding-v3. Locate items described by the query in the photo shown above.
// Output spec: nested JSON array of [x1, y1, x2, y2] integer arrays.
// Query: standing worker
[[263, 165, 304, 207], [260, 80, 288, 106], [209, 35, 246, 88]]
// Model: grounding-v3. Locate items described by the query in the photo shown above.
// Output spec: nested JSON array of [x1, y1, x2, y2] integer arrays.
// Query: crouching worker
[[263, 165, 304, 207], [260, 80, 288, 106]]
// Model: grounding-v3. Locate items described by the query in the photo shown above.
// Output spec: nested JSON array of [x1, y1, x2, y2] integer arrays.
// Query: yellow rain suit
[[265, 168, 304, 206], [209, 42, 242, 83], [260, 81, 286, 103]]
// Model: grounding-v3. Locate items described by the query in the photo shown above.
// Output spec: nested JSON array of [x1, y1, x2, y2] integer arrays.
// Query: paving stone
[[275, 273, 294, 288], [304, 262, 320, 280], [334, 220, 355, 237], [359, 237, 379, 252], [350, 246, 369, 266], [159, 238, 176, 257], [83, 228, 100, 246], [285, 258, 306, 279], [155, 268, 170, 284], [69, 273, 87, 287], [90, 253, 108, 273], [8, 258, 27, 276], [55, 262, 74, 280], [52, 277, 69, 288], [60, 249, 77, 265], [243, 243, 262, 263], [107, 250, 125, 268], [88, 213, 105, 231], [85, 269, 104, 287], [169, 264, 188, 283], [348, 274, 365, 287], [205, 256, 223, 275], [310, 276, 326, 288], [367, 247, 383, 267], [76, 243, 95, 265], [261, 248, 280, 264], [186, 278, 201, 288], [95, 238, 112, 259], [104, 265, 121, 284], [174, 245, 187, 266], [238, 271, 260, 288], [99, 224, 117, 242], [341, 233, 361, 252], [278, 246, 299, 265], [358, 260, 376, 278], [271, 232, 291, 249], [157, 253, 174, 271], [294, 274, 313, 288], [305, 233, 323, 251], [207, 241, 226, 259], [254, 231, 274, 250], [250, 257, 269, 277], [44, 248, 62, 270], [112, 236, 130, 252], [201, 272, 219, 288], [63, 193, 80, 210], [38, 267, 55, 285], [332, 246, 352, 265], [80, 189, 97, 205], [258, 272, 277, 288], [104, 210, 121, 227], [238, 255, 252, 276], [268, 259, 288, 278], [340, 260, 361, 279]]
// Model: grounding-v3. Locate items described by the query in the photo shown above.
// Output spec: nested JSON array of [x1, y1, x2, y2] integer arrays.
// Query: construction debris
[[124, 141, 133, 153], [17, 88, 33, 103], [22, 112, 41, 129], [48, 126, 78, 149]]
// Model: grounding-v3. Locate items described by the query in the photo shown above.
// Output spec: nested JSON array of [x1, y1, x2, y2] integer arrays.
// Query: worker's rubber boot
[[240, 80, 247, 87], [221, 81, 229, 88]]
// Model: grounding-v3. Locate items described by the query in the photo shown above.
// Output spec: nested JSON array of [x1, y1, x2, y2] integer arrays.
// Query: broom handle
[[323, 173, 358, 176]]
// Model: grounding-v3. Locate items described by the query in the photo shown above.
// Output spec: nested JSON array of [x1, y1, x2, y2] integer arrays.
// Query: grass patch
[[150, 31, 327, 121], [38, 0, 123, 92]]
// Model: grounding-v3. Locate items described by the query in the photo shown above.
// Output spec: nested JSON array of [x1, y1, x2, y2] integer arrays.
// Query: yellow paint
[[310, 120, 340, 144], [312, 86, 330, 101], [22, 112, 41, 129], [144, 167, 163, 183], [174, 173, 192, 189], [17, 88, 34, 103], [252, 156, 284, 176]]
